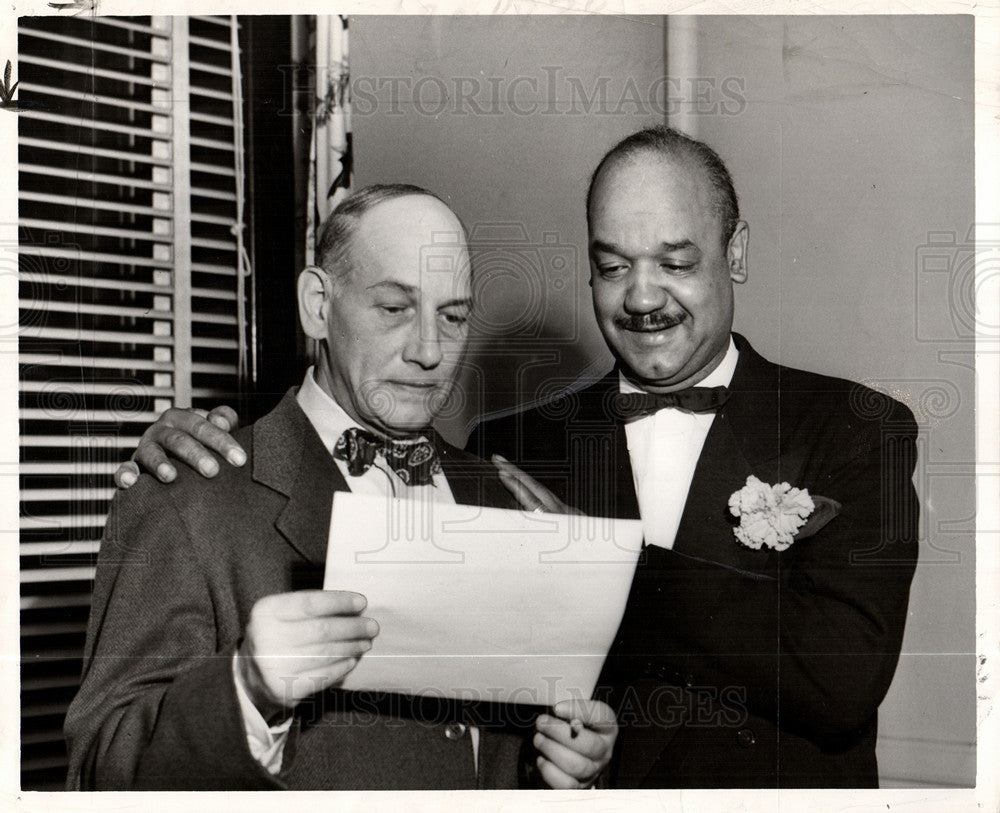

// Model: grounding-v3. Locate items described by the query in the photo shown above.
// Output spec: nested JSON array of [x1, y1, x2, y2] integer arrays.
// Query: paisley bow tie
[[612, 386, 731, 422], [333, 427, 442, 486]]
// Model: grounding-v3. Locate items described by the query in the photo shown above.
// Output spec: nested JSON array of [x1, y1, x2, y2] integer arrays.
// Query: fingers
[[492, 455, 584, 516], [533, 729, 600, 786], [134, 436, 177, 483], [131, 406, 247, 483], [208, 405, 239, 432], [552, 699, 618, 736], [162, 408, 245, 470], [238, 649, 362, 716], [495, 466, 542, 511], [114, 460, 140, 489], [535, 713, 608, 761], [284, 614, 379, 647], [533, 700, 618, 788], [492, 454, 548, 509], [294, 638, 374, 659], [263, 590, 368, 622], [535, 754, 590, 790], [272, 590, 368, 621], [188, 408, 245, 464], [240, 590, 377, 715]]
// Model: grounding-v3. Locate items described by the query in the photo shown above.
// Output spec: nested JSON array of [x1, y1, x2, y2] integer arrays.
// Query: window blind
[[18, 15, 249, 789]]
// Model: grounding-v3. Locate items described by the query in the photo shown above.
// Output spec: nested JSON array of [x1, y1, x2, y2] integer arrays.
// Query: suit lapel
[[252, 392, 348, 567], [435, 435, 515, 510], [670, 333, 784, 578], [575, 373, 641, 520]]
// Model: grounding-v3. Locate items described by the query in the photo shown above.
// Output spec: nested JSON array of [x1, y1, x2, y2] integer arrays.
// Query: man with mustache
[[116, 126, 920, 787], [65, 185, 617, 790]]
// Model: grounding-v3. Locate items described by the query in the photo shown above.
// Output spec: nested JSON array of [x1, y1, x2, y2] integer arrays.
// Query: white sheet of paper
[[324, 492, 644, 706]]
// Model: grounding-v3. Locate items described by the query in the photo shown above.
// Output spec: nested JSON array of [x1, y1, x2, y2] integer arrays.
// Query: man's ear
[[727, 221, 749, 284], [297, 266, 330, 340]]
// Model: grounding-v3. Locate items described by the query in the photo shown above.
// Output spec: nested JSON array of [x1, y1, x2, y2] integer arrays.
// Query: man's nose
[[402, 318, 443, 369], [623, 262, 669, 314]]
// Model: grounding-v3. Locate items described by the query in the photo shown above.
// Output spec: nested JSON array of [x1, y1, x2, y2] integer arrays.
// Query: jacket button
[[444, 723, 467, 741], [736, 728, 756, 748]]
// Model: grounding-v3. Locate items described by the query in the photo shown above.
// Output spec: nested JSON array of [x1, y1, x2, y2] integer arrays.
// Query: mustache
[[614, 311, 687, 331]]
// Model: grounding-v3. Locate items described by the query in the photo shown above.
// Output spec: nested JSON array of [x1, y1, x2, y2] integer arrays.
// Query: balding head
[[587, 126, 740, 250], [316, 184, 465, 282]]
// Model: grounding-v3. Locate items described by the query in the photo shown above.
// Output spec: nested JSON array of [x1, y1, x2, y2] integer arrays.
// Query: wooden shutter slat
[[23, 328, 174, 346], [20, 567, 98, 584], [18, 53, 167, 87], [20, 272, 173, 295], [19, 220, 169, 243], [21, 163, 172, 191], [21, 594, 94, 611], [20, 357, 175, 374], [20, 301, 175, 320], [90, 17, 164, 36], [189, 59, 232, 77], [20, 190, 171, 217], [17, 88, 169, 118], [20, 410, 162, 425], [18, 28, 171, 63]]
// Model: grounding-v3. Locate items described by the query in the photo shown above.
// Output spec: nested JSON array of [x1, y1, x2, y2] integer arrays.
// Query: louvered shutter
[[18, 15, 248, 789]]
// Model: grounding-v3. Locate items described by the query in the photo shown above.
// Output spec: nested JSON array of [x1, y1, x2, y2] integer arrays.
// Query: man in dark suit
[[472, 127, 919, 787], [116, 127, 919, 788], [66, 184, 617, 791]]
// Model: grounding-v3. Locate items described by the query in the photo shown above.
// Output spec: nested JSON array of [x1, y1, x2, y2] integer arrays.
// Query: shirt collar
[[296, 366, 371, 453], [619, 334, 739, 395]]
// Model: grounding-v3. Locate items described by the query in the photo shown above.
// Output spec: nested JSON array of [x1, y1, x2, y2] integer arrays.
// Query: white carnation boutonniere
[[728, 475, 816, 552]]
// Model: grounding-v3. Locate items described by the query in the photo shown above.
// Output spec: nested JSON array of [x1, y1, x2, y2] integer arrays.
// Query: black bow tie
[[612, 386, 731, 422], [333, 427, 442, 486]]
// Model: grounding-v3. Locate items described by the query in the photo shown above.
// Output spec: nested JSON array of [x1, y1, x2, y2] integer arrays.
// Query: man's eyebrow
[[365, 280, 417, 294], [439, 297, 473, 310], [589, 239, 699, 255], [365, 281, 472, 309]]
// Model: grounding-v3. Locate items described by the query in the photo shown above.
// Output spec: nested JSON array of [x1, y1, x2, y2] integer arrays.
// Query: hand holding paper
[[534, 699, 618, 789], [236, 589, 379, 721]]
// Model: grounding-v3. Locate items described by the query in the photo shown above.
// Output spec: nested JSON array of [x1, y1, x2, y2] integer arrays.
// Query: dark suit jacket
[[467, 334, 919, 788], [65, 391, 531, 791]]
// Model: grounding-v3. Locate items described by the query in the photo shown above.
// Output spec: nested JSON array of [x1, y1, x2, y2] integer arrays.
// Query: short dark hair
[[315, 183, 458, 277], [586, 126, 741, 246]]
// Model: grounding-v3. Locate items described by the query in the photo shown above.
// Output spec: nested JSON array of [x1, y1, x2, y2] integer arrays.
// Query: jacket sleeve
[[64, 475, 282, 790], [637, 401, 920, 736]]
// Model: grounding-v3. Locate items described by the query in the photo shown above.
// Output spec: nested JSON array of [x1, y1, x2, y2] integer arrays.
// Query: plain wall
[[350, 14, 976, 787], [677, 16, 976, 786]]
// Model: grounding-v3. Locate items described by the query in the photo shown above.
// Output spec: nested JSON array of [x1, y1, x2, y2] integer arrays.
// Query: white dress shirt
[[234, 367, 466, 775], [621, 336, 739, 550]]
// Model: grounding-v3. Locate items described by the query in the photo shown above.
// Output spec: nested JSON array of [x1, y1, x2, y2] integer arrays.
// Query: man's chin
[[618, 353, 687, 387], [369, 412, 436, 438]]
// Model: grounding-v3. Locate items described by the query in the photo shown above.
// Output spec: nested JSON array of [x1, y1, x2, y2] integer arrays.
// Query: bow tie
[[333, 427, 442, 486], [612, 386, 731, 422]]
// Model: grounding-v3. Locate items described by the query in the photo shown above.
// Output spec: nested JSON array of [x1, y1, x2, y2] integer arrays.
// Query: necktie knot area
[[333, 427, 442, 486], [612, 386, 731, 422]]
